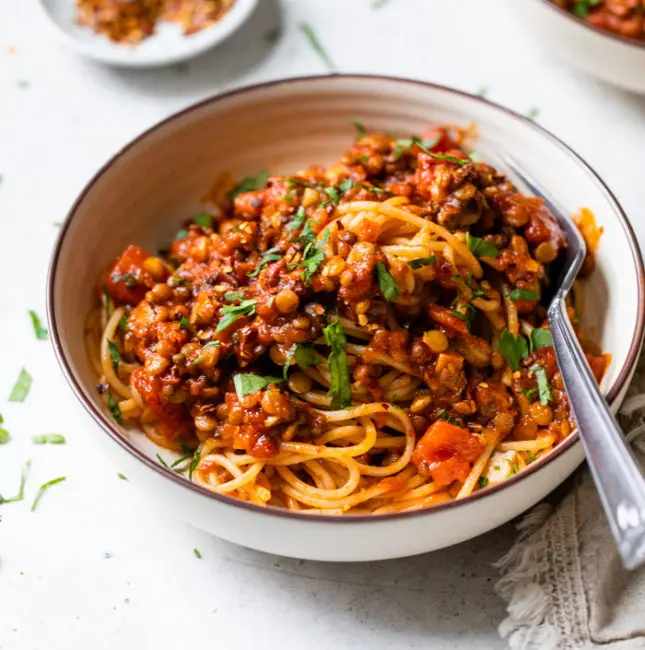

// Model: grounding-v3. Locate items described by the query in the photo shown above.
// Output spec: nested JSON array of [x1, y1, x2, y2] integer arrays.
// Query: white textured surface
[[1, 0, 645, 648]]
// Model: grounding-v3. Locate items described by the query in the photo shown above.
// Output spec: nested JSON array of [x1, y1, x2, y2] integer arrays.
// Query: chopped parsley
[[107, 390, 123, 425], [216, 299, 256, 333], [284, 343, 320, 379], [509, 288, 539, 302], [293, 220, 316, 245], [499, 329, 529, 371], [299, 22, 335, 71], [28, 310, 48, 340], [189, 450, 201, 480], [322, 186, 341, 205], [175, 228, 189, 241], [107, 340, 121, 372], [526, 107, 541, 119], [193, 548, 202, 559], [437, 409, 460, 426], [393, 135, 440, 159], [248, 247, 283, 277], [323, 320, 352, 409], [572, 0, 601, 17], [119, 314, 128, 331], [234, 373, 284, 398], [376, 262, 400, 302], [157, 453, 170, 468], [521, 387, 538, 398], [9, 368, 32, 402], [32, 434, 66, 445], [0, 428, 9, 444], [299, 233, 328, 283], [339, 177, 356, 192], [193, 213, 213, 229], [531, 328, 553, 351], [466, 233, 500, 259], [0, 460, 30, 504], [224, 291, 244, 302], [478, 476, 489, 488], [351, 119, 367, 139], [31, 476, 66, 512], [530, 364, 553, 405], [178, 316, 190, 330], [110, 273, 138, 289], [286, 206, 307, 233], [228, 170, 269, 200], [117, 473, 128, 481], [526, 450, 537, 463], [408, 256, 436, 269]]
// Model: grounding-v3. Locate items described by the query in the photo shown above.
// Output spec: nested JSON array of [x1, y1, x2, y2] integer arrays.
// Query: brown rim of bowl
[[47, 74, 645, 524], [536, 0, 645, 50]]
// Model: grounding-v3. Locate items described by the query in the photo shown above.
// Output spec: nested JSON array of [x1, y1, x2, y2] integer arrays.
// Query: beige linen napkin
[[495, 358, 645, 650]]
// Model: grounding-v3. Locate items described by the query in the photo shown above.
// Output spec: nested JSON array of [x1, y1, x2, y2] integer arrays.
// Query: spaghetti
[[88, 123, 608, 514]]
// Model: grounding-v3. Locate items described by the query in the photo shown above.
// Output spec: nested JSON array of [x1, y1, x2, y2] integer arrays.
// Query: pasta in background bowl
[[48, 76, 645, 561]]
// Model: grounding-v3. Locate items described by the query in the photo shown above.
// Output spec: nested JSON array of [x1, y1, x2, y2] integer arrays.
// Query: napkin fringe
[[494, 503, 560, 649]]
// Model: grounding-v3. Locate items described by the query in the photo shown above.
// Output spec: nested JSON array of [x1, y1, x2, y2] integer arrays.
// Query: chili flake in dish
[[76, 0, 235, 45]]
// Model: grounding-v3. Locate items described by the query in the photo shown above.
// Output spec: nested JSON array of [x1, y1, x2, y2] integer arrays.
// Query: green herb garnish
[[216, 299, 256, 333], [376, 262, 400, 302], [530, 364, 553, 405], [526, 107, 540, 119], [323, 320, 352, 409], [117, 473, 128, 481], [193, 548, 202, 559], [478, 476, 489, 488], [9, 368, 32, 402], [32, 434, 66, 445], [248, 247, 283, 277], [107, 390, 123, 425], [323, 186, 341, 205], [234, 374, 284, 398], [509, 288, 539, 302], [521, 387, 538, 398], [299, 235, 328, 283], [28, 310, 48, 340], [224, 291, 244, 302], [103, 285, 112, 320], [179, 316, 190, 330], [193, 213, 213, 229], [351, 119, 367, 139], [531, 328, 553, 351], [189, 450, 201, 480], [299, 22, 335, 71], [284, 343, 320, 379], [437, 409, 460, 426], [0, 428, 10, 444], [408, 256, 436, 269], [108, 340, 121, 372], [157, 453, 169, 468], [228, 170, 269, 200], [286, 206, 307, 233], [175, 228, 189, 241], [110, 273, 138, 289], [31, 476, 66, 512], [0, 460, 30, 504], [119, 314, 128, 331], [499, 329, 529, 371], [466, 233, 500, 259]]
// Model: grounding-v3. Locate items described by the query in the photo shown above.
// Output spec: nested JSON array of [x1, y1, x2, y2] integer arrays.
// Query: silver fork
[[499, 153, 645, 570]]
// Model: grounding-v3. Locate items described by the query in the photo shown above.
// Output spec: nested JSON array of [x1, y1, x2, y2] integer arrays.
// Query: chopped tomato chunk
[[412, 420, 485, 487], [102, 245, 157, 305]]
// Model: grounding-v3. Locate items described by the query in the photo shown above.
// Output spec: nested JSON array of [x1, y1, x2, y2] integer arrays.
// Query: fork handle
[[549, 297, 645, 569]]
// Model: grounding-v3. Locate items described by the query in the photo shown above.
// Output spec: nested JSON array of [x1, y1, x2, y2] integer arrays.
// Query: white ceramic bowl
[[36, 0, 258, 68], [506, 0, 645, 94], [48, 75, 645, 561]]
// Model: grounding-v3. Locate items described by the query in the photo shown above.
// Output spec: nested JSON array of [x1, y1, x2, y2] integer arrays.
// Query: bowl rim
[[47, 73, 645, 524], [534, 0, 645, 51], [36, 0, 259, 67]]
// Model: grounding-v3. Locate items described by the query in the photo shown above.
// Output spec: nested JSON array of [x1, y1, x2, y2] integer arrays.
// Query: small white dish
[[36, 0, 258, 68], [506, 0, 645, 95]]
